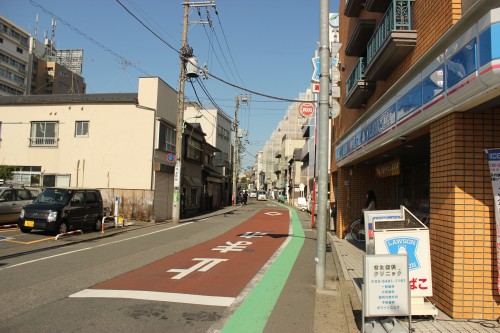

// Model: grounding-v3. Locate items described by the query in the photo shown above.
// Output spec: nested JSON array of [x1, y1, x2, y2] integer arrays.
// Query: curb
[[328, 232, 361, 332]]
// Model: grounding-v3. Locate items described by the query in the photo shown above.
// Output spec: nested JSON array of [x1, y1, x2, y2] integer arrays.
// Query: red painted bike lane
[[71, 209, 289, 306]]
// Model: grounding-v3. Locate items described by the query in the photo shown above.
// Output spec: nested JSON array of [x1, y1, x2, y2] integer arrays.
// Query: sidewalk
[[329, 232, 500, 332]]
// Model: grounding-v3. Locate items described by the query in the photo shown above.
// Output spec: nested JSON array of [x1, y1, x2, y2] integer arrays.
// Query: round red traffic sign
[[299, 102, 315, 118]]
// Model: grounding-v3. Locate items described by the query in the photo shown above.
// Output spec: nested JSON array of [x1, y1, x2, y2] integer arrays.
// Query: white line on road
[[70, 289, 235, 307], [0, 222, 193, 272]]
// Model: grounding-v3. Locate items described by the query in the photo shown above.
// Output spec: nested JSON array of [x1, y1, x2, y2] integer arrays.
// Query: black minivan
[[18, 188, 104, 234]]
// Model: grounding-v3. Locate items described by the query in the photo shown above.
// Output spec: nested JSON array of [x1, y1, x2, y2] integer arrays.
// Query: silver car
[[0, 187, 41, 225]]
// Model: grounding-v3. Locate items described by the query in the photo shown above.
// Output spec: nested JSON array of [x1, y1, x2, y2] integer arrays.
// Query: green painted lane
[[221, 206, 305, 333]]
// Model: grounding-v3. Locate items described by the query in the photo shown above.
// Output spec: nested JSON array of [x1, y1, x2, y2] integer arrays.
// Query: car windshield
[[34, 188, 71, 204]]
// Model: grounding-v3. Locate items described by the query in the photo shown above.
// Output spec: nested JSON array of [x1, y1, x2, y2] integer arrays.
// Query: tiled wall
[[429, 110, 500, 319]]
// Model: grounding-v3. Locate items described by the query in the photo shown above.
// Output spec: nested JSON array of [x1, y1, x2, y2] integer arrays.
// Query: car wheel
[[58, 221, 68, 234], [20, 227, 32, 233], [93, 218, 102, 231]]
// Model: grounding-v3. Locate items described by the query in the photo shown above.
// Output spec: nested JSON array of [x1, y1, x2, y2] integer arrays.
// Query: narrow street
[[0, 201, 304, 332]]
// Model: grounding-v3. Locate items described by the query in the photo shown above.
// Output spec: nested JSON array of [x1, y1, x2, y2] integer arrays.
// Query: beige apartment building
[[333, 0, 500, 319], [0, 16, 30, 96], [0, 77, 177, 221]]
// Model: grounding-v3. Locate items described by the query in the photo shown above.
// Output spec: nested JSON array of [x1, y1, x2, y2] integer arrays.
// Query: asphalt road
[[0, 200, 291, 333]]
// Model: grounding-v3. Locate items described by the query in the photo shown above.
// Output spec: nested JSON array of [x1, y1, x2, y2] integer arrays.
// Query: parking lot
[[0, 220, 146, 260]]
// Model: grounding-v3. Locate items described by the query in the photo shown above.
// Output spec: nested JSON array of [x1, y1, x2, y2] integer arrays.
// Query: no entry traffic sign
[[299, 102, 315, 118]]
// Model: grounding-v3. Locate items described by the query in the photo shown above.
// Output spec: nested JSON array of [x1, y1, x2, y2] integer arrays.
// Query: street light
[[183, 114, 203, 133]]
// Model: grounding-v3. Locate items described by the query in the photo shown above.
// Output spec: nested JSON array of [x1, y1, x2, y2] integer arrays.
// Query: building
[[184, 103, 232, 206], [0, 77, 178, 221], [334, 0, 500, 319], [0, 16, 30, 96]]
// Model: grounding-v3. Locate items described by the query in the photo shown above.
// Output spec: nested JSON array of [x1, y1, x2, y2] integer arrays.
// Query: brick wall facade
[[430, 110, 500, 319]]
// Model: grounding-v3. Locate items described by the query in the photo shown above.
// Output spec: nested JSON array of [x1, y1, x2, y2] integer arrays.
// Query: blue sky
[[3, 0, 340, 168]]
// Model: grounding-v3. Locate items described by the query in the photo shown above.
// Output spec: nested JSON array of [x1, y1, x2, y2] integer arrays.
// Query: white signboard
[[374, 230, 433, 297], [364, 254, 410, 317]]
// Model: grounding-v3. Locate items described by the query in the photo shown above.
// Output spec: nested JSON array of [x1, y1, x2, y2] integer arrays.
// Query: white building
[[184, 103, 232, 205], [0, 77, 179, 220]]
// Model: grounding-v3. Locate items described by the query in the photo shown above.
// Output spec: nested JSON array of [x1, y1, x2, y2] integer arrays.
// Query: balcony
[[344, 57, 375, 109], [344, 0, 363, 17], [29, 137, 58, 147], [364, 0, 392, 13], [364, 0, 417, 81], [345, 20, 376, 57]]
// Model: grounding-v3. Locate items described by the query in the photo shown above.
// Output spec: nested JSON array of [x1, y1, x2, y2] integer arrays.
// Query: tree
[[0, 165, 17, 181]]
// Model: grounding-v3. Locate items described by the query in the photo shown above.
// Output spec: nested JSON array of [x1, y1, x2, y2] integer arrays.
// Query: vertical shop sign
[[485, 149, 500, 293]]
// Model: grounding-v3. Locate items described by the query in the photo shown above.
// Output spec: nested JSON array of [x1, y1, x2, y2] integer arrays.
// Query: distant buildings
[[0, 15, 86, 97]]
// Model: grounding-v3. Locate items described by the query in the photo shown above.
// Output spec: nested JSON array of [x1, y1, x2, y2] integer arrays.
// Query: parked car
[[249, 190, 257, 198], [257, 190, 267, 201], [0, 186, 41, 225], [18, 188, 104, 234]]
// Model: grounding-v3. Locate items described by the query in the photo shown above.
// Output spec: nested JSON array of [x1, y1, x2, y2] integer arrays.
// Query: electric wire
[[29, 0, 150, 76], [114, 0, 315, 103], [187, 78, 216, 141], [198, 8, 237, 86], [213, 7, 244, 85]]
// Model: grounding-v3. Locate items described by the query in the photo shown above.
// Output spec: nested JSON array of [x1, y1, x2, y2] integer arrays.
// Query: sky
[[2, 0, 340, 169]]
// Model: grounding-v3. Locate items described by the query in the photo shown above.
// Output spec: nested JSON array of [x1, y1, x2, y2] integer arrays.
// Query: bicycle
[[349, 218, 365, 242]]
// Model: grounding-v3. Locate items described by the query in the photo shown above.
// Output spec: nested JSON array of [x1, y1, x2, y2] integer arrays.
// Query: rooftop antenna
[[32, 14, 39, 54], [50, 17, 56, 52]]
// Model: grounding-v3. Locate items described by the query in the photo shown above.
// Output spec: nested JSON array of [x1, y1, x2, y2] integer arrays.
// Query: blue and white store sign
[[336, 8, 500, 166], [375, 230, 432, 298]]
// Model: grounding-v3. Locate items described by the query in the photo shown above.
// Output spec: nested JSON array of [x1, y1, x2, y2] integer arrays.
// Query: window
[[446, 38, 477, 89], [30, 122, 58, 146], [85, 191, 100, 204], [158, 123, 176, 152], [75, 121, 89, 137], [71, 191, 85, 206], [422, 65, 444, 104], [186, 137, 202, 161], [16, 47, 23, 54], [16, 189, 31, 200], [0, 190, 14, 201], [0, 37, 3, 43]]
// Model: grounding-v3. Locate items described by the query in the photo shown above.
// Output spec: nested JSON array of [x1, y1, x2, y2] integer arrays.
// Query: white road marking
[[70, 289, 235, 307], [0, 222, 193, 271]]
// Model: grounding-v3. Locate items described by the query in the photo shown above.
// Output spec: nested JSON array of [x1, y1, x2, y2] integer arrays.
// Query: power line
[[114, 0, 315, 103], [29, 0, 150, 76], [213, 7, 244, 85]]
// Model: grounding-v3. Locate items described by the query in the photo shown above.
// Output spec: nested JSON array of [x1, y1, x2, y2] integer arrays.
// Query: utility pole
[[316, 0, 330, 290], [172, 0, 190, 225], [232, 95, 239, 205], [172, 1, 216, 224]]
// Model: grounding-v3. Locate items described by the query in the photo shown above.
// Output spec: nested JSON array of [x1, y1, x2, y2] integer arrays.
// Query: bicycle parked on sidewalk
[[349, 218, 365, 242]]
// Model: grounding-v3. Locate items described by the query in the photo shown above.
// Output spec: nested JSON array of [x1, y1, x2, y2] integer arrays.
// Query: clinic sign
[[364, 254, 410, 317], [485, 148, 500, 293]]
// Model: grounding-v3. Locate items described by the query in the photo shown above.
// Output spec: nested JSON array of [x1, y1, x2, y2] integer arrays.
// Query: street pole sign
[[299, 102, 315, 118]]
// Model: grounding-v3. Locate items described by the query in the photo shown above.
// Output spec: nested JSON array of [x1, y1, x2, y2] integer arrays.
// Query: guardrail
[[101, 214, 126, 234], [55, 229, 83, 240]]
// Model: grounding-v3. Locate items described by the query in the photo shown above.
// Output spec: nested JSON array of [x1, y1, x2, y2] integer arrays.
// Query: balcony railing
[[366, 0, 414, 66], [346, 57, 366, 96], [345, 57, 376, 109], [29, 137, 58, 147]]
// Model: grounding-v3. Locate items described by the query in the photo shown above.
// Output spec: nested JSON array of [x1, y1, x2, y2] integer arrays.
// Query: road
[[0, 200, 297, 332]]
